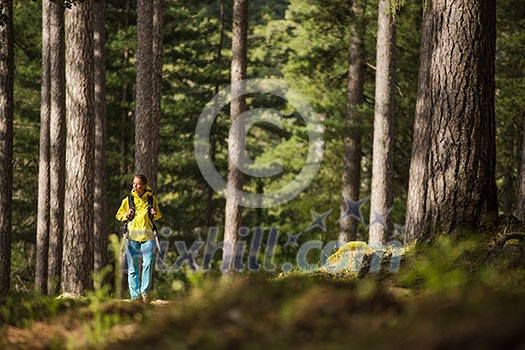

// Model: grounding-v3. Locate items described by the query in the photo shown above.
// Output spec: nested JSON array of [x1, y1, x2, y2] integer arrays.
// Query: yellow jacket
[[116, 186, 162, 242]]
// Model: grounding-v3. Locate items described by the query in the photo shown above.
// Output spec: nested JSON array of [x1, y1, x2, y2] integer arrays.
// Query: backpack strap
[[147, 195, 154, 220], [121, 195, 135, 239], [127, 194, 135, 221], [147, 195, 158, 233]]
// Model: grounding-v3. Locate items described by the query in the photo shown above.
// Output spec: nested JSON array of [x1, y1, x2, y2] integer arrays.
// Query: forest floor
[[2, 229, 525, 349]]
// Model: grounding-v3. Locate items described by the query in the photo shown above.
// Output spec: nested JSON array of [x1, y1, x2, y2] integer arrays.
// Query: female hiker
[[116, 174, 162, 302]]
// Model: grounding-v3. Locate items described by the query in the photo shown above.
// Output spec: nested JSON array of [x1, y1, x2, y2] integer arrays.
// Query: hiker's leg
[[140, 239, 156, 296], [125, 240, 141, 300]]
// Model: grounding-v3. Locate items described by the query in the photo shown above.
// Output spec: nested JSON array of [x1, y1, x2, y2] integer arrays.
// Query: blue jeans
[[125, 239, 155, 300]]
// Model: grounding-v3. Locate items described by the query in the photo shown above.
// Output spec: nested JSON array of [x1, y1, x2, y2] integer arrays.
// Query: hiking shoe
[[142, 294, 150, 303]]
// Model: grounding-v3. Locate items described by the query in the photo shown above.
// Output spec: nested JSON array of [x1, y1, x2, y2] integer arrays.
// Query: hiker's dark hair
[[134, 174, 148, 184]]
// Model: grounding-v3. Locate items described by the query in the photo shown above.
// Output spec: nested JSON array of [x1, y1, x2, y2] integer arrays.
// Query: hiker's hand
[[150, 208, 157, 216], [125, 208, 134, 218]]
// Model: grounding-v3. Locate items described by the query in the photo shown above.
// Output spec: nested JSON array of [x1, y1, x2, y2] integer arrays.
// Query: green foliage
[[12, 0, 41, 244], [0, 292, 86, 328], [4, 234, 525, 349], [7, 0, 525, 298], [398, 236, 480, 293], [495, 0, 525, 215], [69, 266, 123, 348]]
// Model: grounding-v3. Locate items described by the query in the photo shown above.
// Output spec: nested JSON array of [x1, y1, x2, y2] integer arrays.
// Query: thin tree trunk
[[405, 0, 497, 241], [223, 0, 248, 273], [148, 0, 163, 290], [93, 0, 108, 276], [117, 0, 132, 297], [205, 0, 226, 229], [501, 170, 513, 216], [62, 0, 95, 294], [47, 2, 66, 295], [368, 0, 396, 247], [339, 0, 366, 244], [517, 117, 525, 221], [0, 0, 14, 297], [150, 0, 163, 192], [119, 45, 132, 194], [36, 0, 51, 295]]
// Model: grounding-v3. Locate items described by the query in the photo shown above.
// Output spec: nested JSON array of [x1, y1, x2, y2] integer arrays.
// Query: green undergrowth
[[3, 231, 525, 349], [0, 292, 89, 328]]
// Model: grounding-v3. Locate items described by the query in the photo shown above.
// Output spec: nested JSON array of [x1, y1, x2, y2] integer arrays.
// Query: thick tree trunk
[[135, 0, 158, 189], [517, 118, 525, 221], [62, 0, 95, 294], [36, 0, 51, 295], [47, 2, 66, 295], [405, 3, 433, 242], [223, 0, 247, 273], [368, 0, 396, 247], [405, 0, 497, 241], [0, 0, 14, 297], [93, 0, 108, 275], [339, 0, 366, 244]]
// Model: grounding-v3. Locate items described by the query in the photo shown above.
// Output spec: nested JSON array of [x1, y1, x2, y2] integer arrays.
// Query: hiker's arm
[[116, 198, 130, 222]]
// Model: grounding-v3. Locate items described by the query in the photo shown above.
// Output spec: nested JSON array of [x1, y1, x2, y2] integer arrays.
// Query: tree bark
[[135, 0, 158, 189], [36, 0, 51, 295], [517, 117, 525, 221], [405, 2, 433, 242], [117, 0, 133, 297], [0, 0, 14, 297], [223, 0, 247, 273], [47, 1, 66, 295], [62, 0, 95, 294], [368, 0, 396, 247], [405, 0, 498, 241], [205, 0, 226, 229], [93, 0, 108, 275], [339, 0, 366, 244], [150, 0, 163, 192]]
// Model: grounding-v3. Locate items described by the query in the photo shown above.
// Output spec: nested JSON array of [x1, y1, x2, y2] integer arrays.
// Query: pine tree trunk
[[405, 0, 497, 241], [93, 0, 108, 275], [339, 0, 366, 243], [223, 0, 248, 273], [62, 0, 95, 294], [119, 45, 132, 195], [117, 0, 133, 296], [368, 0, 396, 247], [150, 0, 163, 192], [36, 0, 51, 295], [47, 2, 66, 295], [135, 0, 157, 187], [517, 117, 525, 221], [205, 0, 226, 229], [0, 0, 14, 297], [405, 3, 433, 242]]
